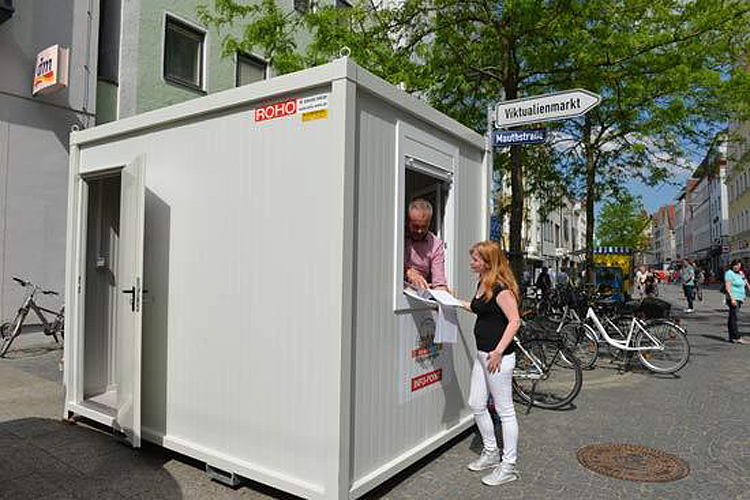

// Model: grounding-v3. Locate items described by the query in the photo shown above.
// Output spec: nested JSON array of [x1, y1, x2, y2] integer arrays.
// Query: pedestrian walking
[[535, 266, 552, 302], [644, 269, 658, 297], [695, 268, 705, 302], [635, 266, 647, 298], [460, 241, 521, 486], [724, 259, 750, 344], [681, 260, 696, 313]]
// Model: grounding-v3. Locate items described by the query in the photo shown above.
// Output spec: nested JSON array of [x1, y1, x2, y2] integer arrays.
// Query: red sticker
[[255, 99, 298, 122], [411, 369, 442, 392]]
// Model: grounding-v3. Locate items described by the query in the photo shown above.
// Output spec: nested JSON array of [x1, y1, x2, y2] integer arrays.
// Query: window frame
[[394, 121, 458, 312], [162, 13, 207, 92], [235, 52, 268, 87], [294, 0, 311, 13]]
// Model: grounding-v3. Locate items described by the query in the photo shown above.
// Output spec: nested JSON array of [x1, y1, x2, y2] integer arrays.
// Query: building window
[[164, 15, 205, 90], [336, 0, 352, 7], [236, 53, 267, 86], [98, 0, 120, 84], [294, 0, 310, 13]]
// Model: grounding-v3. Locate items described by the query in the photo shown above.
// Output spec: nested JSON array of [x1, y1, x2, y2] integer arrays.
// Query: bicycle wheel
[[558, 322, 599, 369], [0, 319, 20, 357], [513, 339, 583, 410], [635, 320, 690, 374]]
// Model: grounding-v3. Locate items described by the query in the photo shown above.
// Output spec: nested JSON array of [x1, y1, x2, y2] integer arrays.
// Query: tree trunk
[[509, 144, 524, 282], [584, 115, 596, 285], [505, 41, 524, 283]]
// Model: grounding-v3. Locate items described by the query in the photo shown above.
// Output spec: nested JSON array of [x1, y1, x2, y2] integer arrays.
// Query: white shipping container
[[64, 57, 489, 499]]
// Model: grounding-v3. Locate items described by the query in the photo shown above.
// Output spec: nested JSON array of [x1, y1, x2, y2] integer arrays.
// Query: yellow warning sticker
[[302, 109, 328, 122]]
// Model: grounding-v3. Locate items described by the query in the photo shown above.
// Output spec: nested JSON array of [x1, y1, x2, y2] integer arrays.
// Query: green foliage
[[198, 0, 750, 268], [596, 193, 651, 251]]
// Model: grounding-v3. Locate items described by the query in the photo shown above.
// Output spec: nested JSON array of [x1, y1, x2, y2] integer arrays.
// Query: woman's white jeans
[[468, 351, 518, 464]]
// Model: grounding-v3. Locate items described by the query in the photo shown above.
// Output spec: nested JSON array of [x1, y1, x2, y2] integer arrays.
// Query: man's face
[[408, 210, 431, 240]]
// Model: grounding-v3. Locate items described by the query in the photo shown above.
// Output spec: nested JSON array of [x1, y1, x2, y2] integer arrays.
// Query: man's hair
[[408, 198, 433, 219]]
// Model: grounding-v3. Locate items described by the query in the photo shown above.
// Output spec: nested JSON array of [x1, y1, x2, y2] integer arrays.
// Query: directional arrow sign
[[495, 89, 601, 128]]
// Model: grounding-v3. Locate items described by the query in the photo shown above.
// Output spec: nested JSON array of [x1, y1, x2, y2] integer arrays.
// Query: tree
[[198, 0, 750, 282], [596, 194, 651, 251]]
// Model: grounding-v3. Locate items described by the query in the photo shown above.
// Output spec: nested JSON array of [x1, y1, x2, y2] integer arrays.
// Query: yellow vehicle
[[593, 247, 634, 300]]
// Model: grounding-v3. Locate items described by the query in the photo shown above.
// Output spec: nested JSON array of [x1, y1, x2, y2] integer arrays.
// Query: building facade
[[651, 204, 676, 268], [728, 119, 750, 265], [0, 0, 99, 319], [676, 133, 730, 276], [494, 179, 586, 283]]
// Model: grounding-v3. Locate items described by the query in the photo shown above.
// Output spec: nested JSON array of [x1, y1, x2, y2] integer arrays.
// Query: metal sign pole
[[485, 104, 494, 241]]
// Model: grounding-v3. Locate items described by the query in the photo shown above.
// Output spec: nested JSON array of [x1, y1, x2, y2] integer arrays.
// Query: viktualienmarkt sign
[[495, 89, 602, 128]]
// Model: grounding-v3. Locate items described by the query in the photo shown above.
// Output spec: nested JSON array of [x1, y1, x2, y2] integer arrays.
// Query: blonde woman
[[460, 241, 521, 486]]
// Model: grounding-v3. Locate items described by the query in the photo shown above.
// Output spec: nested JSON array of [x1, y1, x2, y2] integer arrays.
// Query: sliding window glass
[[164, 16, 205, 90]]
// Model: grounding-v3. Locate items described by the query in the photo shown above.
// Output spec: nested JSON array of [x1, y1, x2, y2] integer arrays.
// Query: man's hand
[[406, 268, 429, 290]]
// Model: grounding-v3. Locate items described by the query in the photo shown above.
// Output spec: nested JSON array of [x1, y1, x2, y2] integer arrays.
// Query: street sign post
[[495, 89, 602, 128], [493, 129, 547, 147]]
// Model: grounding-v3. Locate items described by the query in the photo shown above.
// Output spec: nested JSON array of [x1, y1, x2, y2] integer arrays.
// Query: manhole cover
[[577, 443, 689, 482]]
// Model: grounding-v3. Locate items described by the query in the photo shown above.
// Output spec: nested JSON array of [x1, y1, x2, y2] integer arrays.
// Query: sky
[[630, 174, 692, 213]]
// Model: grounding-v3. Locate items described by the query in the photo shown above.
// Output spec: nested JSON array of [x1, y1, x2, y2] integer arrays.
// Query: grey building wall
[[116, 0, 320, 120], [0, 0, 98, 320]]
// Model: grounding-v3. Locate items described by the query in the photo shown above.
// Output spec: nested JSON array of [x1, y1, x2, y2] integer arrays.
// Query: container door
[[114, 154, 146, 447]]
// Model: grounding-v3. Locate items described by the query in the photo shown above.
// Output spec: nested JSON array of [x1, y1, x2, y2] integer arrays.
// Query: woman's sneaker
[[467, 449, 500, 471], [482, 462, 519, 486]]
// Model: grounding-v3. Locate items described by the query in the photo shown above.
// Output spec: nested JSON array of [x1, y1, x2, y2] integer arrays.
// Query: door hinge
[[77, 276, 82, 294]]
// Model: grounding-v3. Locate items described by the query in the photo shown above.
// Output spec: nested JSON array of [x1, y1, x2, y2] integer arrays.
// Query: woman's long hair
[[470, 240, 520, 306]]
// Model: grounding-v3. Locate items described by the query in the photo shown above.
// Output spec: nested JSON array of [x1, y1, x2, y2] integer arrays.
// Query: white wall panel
[[78, 85, 340, 490], [350, 93, 481, 485]]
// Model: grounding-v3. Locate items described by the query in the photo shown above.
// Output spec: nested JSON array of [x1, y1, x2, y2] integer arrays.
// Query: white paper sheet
[[403, 287, 461, 344], [433, 304, 459, 343], [427, 289, 464, 307]]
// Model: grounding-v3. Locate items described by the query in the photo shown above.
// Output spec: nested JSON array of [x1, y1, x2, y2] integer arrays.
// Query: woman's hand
[[487, 349, 504, 373], [732, 299, 737, 307]]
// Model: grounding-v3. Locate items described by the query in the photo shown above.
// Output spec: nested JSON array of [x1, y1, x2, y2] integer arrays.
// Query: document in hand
[[402, 287, 460, 344], [428, 290, 460, 344], [427, 289, 463, 307]]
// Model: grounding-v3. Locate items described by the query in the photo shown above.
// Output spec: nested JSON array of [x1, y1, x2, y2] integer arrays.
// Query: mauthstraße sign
[[493, 129, 546, 147], [495, 89, 601, 128]]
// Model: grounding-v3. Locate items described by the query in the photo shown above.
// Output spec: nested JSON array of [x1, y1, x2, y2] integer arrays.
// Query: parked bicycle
[[511, 323, 583, 410], [560, 291, 690, 374], [0, 277, 64, 357]]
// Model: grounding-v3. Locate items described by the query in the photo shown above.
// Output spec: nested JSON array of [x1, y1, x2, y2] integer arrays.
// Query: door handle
[[122, 287, 136, 312]]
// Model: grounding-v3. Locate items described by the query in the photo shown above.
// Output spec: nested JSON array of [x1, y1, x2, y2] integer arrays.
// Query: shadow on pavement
[[698, 334, 732, 344], [0, 417, 183, 499]]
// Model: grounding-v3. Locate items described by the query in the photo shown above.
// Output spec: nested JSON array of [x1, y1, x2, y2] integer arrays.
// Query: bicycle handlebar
[[11, 276, 59, 296], [12, 276, 29, 287]]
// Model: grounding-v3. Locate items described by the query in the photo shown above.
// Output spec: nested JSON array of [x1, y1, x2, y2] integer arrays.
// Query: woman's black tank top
[[470, 284, 516, 355]]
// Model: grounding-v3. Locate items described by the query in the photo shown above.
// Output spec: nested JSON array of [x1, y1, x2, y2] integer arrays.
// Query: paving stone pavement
[[0, 284, 748, 499]]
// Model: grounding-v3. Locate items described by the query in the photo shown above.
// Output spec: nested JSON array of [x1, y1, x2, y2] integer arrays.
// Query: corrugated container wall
[[64, 58, 488, 500]]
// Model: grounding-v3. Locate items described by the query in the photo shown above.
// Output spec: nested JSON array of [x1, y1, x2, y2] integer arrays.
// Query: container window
[[394, 122, 458, 311], [236, 53, 267, 87], [164, 16, 205, 90]]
